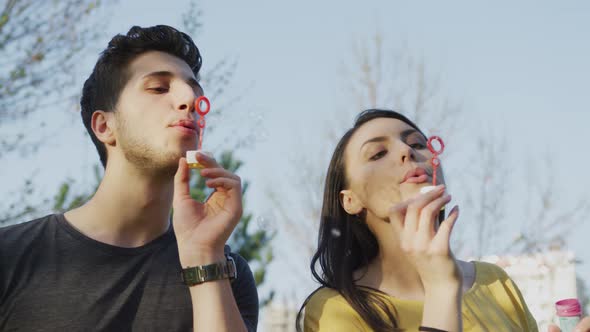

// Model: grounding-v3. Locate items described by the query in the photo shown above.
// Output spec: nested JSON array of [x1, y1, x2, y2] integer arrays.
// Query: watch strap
[[181, 255, 237, 286]]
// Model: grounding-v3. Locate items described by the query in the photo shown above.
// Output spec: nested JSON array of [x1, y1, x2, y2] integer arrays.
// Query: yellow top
[[304, 262, 538, 332]]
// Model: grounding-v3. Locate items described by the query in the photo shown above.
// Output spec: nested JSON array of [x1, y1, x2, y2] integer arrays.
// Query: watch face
[[182, 268, 199, 284]]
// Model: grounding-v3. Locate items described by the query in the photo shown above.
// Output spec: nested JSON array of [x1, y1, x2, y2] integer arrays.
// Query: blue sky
[[3, 0, 589, 312]]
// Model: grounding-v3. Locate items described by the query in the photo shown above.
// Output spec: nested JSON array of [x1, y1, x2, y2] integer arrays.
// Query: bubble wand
[[186, 96, 210, 169], [420, 135, 446, 224], [427, 136, 445, 186]]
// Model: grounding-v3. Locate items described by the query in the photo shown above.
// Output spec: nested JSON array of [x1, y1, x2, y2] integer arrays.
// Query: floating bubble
[[330, 227, 341, 238], [256, 214, 276, 233], [256, 216, 266, 227]]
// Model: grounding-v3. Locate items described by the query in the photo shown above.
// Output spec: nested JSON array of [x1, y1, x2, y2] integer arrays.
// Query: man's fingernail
[[197, 151, 213, 158]]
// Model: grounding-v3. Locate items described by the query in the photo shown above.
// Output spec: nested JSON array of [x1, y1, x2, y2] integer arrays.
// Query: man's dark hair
[[80, 25, 202, 167]]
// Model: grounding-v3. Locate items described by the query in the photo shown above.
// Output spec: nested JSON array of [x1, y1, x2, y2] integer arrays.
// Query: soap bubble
[[330, 227, 341, 238], [255, 214, 276, 233]]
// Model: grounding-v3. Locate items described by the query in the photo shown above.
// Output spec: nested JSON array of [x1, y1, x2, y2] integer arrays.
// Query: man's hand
[[173, 151, 243, 266]]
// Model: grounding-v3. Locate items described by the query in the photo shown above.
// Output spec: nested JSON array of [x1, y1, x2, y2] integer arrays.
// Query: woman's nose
[[399, 142, 416, 164]]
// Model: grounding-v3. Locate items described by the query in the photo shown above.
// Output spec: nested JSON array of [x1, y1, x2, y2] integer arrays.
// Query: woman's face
[[340, 117, 445, 220]]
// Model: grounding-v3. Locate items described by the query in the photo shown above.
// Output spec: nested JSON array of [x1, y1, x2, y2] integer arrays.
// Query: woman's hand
[[389, 184, 462, 331], [389, 184, 461, 289]]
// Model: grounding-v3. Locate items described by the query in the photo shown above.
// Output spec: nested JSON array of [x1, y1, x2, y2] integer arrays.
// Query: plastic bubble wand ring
[[420, 135, 446, 224], [186, 96, 211, 169], [427, 135, 445, 186]]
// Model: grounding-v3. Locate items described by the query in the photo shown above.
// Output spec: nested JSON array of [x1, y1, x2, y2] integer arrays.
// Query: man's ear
[[91, 110, 116, 145], [340, 189, 364, 215]]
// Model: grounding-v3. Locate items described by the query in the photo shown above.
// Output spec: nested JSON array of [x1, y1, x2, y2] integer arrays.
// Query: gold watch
[[181, 256, 237, 286]]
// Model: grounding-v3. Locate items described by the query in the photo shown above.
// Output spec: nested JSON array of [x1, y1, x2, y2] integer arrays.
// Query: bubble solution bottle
[[555, 298, 581, 332]]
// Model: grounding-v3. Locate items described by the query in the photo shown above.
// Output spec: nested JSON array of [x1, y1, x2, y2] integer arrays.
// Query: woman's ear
[[91, 110, 116, 145], [340, 189, 363, 215]]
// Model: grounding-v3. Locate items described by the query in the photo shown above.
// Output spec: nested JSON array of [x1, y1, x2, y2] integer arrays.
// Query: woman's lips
[[402, 167, 429, 184], [403, 174, 429, 184]]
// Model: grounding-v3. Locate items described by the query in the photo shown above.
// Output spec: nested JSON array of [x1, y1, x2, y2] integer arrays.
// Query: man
[[0, 25, 258, 331]]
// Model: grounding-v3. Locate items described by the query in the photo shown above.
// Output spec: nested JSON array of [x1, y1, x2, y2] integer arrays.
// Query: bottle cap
[[555, 298, 581, 317]]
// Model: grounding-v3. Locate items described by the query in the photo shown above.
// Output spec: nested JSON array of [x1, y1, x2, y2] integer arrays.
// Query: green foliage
[[189, 151, 275, 306], [52, 165, 101, 213], [0, 0, 108, 157], [1, 0, 275, 309], [47, 152, 275, 307]]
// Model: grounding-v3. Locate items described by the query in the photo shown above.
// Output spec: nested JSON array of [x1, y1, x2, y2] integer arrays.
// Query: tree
[[181, 3, 276, 305], [2, 0, 276, 307], [0, 0, 108, 157], [189, 151, 275, 307], [50, 151, 276, 307], [265, 31, 466, 289], [0, 0, 112, 226], [266, 29, 590, 302]]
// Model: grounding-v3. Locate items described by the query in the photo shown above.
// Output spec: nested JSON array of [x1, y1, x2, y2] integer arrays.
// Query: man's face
[[112, 51, 203, 174]]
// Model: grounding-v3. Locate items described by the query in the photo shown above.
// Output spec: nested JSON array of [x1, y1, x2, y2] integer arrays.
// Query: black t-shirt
[[0, 214, 259, 331]]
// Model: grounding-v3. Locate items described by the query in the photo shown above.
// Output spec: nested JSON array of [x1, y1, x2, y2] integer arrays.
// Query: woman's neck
[[355, 249, 426, 301]]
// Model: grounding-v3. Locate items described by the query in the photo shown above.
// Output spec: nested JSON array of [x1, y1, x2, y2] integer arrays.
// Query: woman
[[299, 109, 538, 331]]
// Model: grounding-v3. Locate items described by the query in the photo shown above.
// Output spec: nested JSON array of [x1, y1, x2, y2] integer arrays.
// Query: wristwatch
[[181, 256, 237, 286]]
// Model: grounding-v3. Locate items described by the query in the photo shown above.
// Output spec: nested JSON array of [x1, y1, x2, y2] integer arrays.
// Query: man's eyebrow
[[142, 71, 202, 92]]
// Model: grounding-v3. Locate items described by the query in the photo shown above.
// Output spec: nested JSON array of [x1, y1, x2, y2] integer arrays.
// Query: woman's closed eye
[[409, 143, 426, 149], [370, 150, 387, 161], [147, 86, 169, 93]]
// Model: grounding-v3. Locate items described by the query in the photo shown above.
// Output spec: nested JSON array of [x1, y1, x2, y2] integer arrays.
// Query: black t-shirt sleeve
[[229, 252, 259, 332]]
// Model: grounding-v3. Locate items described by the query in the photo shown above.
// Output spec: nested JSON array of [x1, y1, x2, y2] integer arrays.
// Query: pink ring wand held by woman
[[298, 109, 540, 332]]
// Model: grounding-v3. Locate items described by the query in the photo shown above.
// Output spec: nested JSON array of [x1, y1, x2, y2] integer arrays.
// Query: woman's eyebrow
[[401, 128, 422, 141], [360, 136, 388, 151]]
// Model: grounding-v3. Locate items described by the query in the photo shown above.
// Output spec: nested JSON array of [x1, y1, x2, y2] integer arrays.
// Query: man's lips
[[170, 119, 197, 134], [401, 167, 430, 184]]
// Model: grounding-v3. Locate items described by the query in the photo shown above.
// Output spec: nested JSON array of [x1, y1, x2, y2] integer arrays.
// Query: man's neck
[[65, 160, 174, 248]]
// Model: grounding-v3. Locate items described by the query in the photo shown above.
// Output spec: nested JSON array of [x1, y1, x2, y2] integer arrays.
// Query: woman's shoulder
[[466, 261, 539, 331], [471, 260, 511, 284], [468, 260, 529, 310], [304, 287, 367, 331], [306, 287, 355, 311]]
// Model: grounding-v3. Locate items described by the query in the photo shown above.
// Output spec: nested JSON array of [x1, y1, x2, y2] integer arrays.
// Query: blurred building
[[263, 299, 298, 332], [479, 250, 580, 331]]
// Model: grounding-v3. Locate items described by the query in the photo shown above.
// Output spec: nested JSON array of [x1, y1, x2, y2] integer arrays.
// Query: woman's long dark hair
[[296, 109, 426, 332]]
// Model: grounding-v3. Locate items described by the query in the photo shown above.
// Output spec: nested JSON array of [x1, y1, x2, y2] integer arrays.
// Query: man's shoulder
[[0, 214, 57, 248], [224, 245, 258, 296], [225, 245, 249, 270]]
